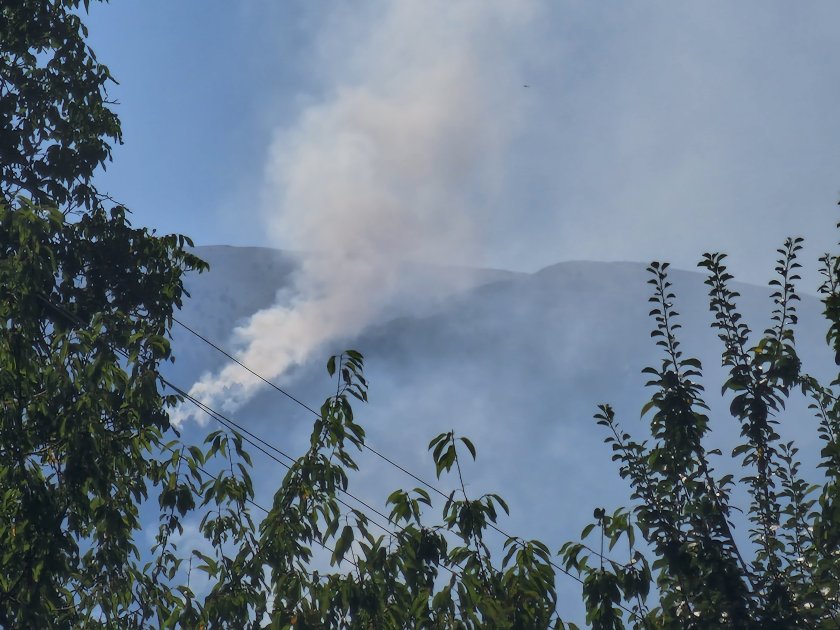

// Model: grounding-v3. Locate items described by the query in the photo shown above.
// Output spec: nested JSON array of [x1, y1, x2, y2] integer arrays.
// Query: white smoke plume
[[176, 0, 538, 424]]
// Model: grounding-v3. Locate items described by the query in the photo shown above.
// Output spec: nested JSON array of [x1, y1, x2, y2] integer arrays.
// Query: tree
[[0, 1, 207, 626], [559, 241, 840, 628]]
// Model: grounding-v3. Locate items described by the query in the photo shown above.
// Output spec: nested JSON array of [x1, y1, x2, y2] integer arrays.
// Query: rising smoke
[[176, 1, 538, 424]]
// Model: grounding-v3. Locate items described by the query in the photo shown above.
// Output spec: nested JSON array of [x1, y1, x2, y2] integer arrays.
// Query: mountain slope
[[167, 245, 833, 619]]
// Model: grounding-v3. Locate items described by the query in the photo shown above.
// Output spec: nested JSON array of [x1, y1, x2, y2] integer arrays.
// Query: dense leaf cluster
[[0, 1, 209, 625], [0, 0, 120, 210], [0, 203, 205, 627]]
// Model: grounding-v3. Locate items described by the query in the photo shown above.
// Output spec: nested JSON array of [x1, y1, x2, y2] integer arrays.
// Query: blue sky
[[85, 1, 840, 288]]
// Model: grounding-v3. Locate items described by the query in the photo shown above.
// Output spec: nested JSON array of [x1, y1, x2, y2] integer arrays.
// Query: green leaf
[[459, 436, 477, 460]]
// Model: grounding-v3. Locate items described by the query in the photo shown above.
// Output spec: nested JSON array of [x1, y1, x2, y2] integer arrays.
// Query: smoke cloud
[[176, 1, 538, 424]]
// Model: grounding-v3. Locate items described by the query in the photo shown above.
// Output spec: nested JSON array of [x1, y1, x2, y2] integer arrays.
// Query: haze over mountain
[[167, 244, 834, 619]]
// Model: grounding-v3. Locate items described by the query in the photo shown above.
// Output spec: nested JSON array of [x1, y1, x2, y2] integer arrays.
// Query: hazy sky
[[86, 1, 840, 288]]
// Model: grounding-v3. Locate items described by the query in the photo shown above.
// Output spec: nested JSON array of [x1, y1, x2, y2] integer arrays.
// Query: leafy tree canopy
[[1, 0, 120, 210], [560, 241, 840, 628], [0, 0, 206, 626]]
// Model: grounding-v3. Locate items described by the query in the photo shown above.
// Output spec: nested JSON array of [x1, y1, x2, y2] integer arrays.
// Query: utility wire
[[163, 377, 401, 538], [173, 316, 454, 498], [170, 318, 647, 601], [173, 317, 319, 415], [174, 316, 609, 577], [168, 385, 586, 616], [163, 377, 471, 580], [172, 318, 622, 560]]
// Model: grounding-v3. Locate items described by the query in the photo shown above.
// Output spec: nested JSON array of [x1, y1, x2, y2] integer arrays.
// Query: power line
[[170, 317, 652, 606], [173, 317, 319, 415], [172, 317, 456, 499], [164, 378, 475, 580], [172, 318, 618, 557], [162, 376, 401, 539], [173, 317, 614, 580]]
